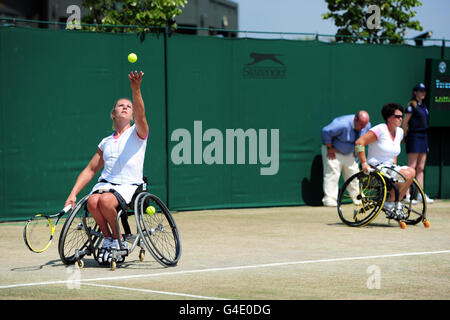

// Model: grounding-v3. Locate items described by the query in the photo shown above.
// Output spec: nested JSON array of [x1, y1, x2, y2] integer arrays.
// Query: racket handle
[[61, 205, 72, 214]]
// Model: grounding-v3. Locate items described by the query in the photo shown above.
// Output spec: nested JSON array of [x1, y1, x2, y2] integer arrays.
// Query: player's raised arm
[[129, 71, 149, 139]]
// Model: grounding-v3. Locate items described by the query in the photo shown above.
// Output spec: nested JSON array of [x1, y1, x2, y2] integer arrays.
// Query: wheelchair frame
[[58, 182, 181, 270], [337, 165, 430, 229]]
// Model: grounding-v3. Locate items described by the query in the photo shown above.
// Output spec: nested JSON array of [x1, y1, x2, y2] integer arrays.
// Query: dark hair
[[381, 103, 404, 121]]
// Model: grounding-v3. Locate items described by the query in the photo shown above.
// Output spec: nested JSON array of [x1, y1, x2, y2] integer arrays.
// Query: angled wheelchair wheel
[[58, 195, 100, 265], [337, 171, 387, 227], [135, 193, 181, 267], [402, 179, 427, 225]]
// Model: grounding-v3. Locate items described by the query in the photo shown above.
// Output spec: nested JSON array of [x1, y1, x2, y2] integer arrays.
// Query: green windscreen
[[1, 27, 449, 221]]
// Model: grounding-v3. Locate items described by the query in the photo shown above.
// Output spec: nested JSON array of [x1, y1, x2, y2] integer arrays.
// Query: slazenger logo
[[243, 52, 287, 79]]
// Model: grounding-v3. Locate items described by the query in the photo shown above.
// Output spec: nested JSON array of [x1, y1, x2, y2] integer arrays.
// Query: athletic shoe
[[383, 201, 398, 219], [417, 194, 435, 204], [383, 201, 395, 211], [403, 194, 418, 205], [111, 238, 128, 250], [323, 202, 337, 207], [97, 237, 113, 264], [110, 238, 128, 263], [395, 202, 407, 220], [424, 194, 434, 204]]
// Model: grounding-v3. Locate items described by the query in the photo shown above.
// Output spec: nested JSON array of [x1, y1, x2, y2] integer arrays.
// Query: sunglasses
[[393, 114, 403, 119]]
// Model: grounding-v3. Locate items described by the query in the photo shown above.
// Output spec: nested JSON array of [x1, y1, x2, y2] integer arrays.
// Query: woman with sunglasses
[[354, 103, 416, 219]]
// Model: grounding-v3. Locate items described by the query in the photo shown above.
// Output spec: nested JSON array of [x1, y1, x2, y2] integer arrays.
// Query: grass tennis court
[[1, 201, 449, 300]]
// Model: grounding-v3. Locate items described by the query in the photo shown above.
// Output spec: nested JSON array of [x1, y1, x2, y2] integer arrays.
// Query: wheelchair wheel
[[337, 171, 387, 227], [58, 195, 100, 265], [135, 192, 181, 267], [401, 179, 427, 225]]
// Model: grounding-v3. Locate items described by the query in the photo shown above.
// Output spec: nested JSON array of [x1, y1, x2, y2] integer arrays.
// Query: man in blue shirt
[[321, 111, 371, 206]]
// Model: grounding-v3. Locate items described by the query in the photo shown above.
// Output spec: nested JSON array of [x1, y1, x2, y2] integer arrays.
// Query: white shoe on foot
[[417, 194, 434, 204], [403, 194, 417, 205], [97, 237, 113, 264], [110, 239, 128, 263]]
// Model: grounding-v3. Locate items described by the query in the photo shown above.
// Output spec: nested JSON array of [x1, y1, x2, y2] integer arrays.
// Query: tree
[[322, 0, 423, 44], [81, 0, 188, 33]]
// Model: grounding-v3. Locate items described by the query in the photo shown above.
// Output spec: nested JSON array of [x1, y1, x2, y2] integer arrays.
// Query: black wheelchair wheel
[[58, 196, 100, 265], [135, 193, 181, 267], [402, 179, 427, 225], [337, 171, 387, 227]]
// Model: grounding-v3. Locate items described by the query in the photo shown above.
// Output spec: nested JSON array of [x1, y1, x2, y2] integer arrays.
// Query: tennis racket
[[23, 205, 72, 253]]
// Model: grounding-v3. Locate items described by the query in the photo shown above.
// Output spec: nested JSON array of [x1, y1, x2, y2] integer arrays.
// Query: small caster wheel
[[76, 259, 84, 269], [139, 249, 145, 262], [423, 220, 431, 228], [399, 221, 406, 229], [111, 259, 117, 271]]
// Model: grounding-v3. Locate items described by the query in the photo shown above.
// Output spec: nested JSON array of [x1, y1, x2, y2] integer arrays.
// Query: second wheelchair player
[[354, 103, 416, 220], [64, 70, 149, 265]]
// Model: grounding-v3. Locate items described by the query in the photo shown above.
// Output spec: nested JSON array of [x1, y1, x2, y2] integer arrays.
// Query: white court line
[[82, 282, 228, 300], [1, 249, 449, 290]]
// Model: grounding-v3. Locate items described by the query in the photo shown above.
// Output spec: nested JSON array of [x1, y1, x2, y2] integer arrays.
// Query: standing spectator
[[321, 111, 371, 207], [402, 83, 434, 204]]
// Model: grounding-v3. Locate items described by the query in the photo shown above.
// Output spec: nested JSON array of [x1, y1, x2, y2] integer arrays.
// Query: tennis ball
[[128, 53, 137, 63], [146, 206, 156, 215]]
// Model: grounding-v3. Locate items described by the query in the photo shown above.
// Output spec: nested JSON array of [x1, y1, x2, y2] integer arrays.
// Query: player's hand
[[129, 70, 144, 91], [326, 148, 336, 160], [65, 194, 76, 209], [362, 163, 371, 174]]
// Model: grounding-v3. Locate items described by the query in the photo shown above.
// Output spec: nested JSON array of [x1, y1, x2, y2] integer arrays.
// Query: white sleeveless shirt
[[367, 123, 403, 166], [98, 124, 147, 185]]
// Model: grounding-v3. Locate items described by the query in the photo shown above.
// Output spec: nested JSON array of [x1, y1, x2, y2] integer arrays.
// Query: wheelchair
[[337, 164, 430, 229], [57, 177, 181, 270]]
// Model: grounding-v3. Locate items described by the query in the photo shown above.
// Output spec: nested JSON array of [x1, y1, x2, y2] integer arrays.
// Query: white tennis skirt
[[376, 164, 410, 182], [89, 182, 139, 205]]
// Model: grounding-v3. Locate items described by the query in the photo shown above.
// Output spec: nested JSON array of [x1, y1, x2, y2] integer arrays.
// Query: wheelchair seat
[[119, 176, 150, 235]]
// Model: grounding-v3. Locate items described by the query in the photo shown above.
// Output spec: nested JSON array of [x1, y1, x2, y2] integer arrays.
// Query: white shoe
[[111, 238, 128, 250], [110, 239, 128, 263], [383, 201, 395, 211], [323, 202, 337, 207], [403, 194, 418, 205], [97, 237, 113, 264], [425, 194, 434, 204], [417, 194, 434, 204]]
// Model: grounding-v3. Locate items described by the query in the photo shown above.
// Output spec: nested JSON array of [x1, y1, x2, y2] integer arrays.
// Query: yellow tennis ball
[[146, 206, 156, 215], [128, 53, 137, 63]]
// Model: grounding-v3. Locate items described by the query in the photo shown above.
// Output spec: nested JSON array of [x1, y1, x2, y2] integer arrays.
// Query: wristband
[[361, 162, 368, 166], [355, 144, 364, 153]]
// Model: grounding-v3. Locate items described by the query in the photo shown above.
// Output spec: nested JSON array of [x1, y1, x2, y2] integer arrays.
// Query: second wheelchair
[[337, 165, 430, 229]]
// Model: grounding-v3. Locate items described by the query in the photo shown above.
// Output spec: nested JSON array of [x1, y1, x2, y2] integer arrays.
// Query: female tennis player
[[354, 103, 416, 218], [64, 70, 148, 264]]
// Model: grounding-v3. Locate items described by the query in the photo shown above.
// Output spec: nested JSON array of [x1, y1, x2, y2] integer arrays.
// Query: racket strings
[[26, 217, 53, 252]]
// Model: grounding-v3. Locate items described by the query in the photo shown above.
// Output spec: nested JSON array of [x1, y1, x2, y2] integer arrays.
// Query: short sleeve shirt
[[405, 102, 429, 133], [321, 114, 371, 155], [366, 123, 403, 166], [98, 124, 147, 185]]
